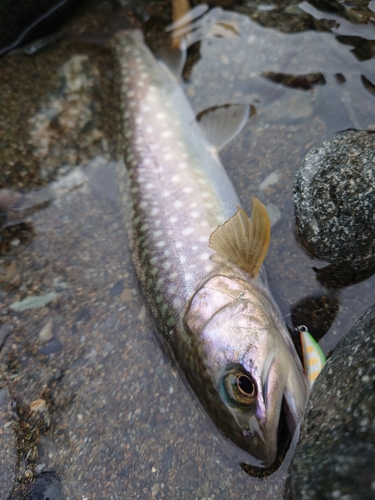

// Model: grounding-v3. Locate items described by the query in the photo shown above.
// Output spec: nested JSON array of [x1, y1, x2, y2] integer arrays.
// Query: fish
[[111, 28, 308, 468]]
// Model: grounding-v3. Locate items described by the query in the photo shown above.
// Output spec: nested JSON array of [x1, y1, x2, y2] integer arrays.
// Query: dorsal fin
[[209, 197, 270, 277], [157, 45, 187, 81], [197, 104, 249, 152]]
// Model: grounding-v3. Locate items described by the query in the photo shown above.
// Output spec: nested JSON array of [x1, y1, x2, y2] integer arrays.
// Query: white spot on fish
[[146, 126, 153, 134], [157, 112, 166, 120], [200, 253, 210, 260], [204, 202, 214, 208], [162, 191, 171, 197], [170, 216, 178, 224], [172, 175, 181, 183], [135, 116, 143, 124], [175, 242, 182, 248], [180, 256, 187, 263], [191, 211, 200, 218], [173, 201, 183, 209], [155, 219, 161, 227], [200, 221, 209, 227], [185, 273, 193, 280], [201, 192, 210, 198], [163, 262, 171, 270], [169, 272, 178, 280], [182, 227, 194, 236], [145, 183, 153, 190], [156, 277, 165, 289], [173, 298, 182, 308], [168, 285, 176, 294], [161, 130, 172, 138], [192, 245, 198, 251], [153, 230, 162, 238], [163, 250, 171, 257], [139, 201, 148, 209], [205, 264, 213, 272], [183, 187, 193, 194], [156, 241, 166, 248], [125, 130, 132, 138], [164, 153, 173, 160], [127, 90, 135, 97], [150, 256, 158, 264], [178, 163, 187, 170], [151, 208, 159, 216], [140, 72, 148, 79]]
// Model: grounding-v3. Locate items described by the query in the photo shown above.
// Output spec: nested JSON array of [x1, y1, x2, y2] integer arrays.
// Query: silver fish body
[[113, 30, 307, 467]]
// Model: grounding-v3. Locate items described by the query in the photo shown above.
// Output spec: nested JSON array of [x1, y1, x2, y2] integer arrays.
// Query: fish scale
[[113, 31, 239, 335]]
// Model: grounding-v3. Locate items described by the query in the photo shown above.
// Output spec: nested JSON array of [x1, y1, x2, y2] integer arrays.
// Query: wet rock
[[290, 303, 375, 500], [0, 0, 82, 55], [0, 387, 17, 499], [293, 131, 375, 271], [26, 471, 64, 500]]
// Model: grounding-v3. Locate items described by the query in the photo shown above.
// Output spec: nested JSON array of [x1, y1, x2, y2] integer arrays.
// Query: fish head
[[183, 274, 308, 467]]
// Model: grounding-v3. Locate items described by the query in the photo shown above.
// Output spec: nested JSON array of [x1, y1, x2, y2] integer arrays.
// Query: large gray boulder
[[293, 131, 375, 272], [290, 303, 375, 500]]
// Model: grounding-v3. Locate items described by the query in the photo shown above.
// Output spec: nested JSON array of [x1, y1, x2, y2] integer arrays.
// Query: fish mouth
[[239, 396, 293, 477], [276, 396, 293, 461]]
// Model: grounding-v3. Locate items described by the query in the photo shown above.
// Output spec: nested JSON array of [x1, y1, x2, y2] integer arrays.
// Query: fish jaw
[[183, 273, 308, 467]]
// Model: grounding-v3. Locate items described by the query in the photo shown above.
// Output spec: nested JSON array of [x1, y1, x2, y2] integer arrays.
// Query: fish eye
[[237, 374, 255, 396], [223, 370, 257, 405]]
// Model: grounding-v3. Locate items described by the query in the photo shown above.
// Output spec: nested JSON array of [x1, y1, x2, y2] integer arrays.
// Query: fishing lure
[[297, 325, 326, 389]]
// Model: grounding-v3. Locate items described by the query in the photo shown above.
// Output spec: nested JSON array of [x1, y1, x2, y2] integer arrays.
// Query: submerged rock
[[293, 131, 375, 271], [290, 303, 375, 499], [26, 471, 64, 500]]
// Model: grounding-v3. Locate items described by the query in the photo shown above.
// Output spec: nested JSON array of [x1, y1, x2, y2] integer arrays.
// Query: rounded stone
[[290, 303, 375, 499], [293, 131, 375, 271]]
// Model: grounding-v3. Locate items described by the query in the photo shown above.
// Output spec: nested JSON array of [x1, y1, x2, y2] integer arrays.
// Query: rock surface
[[290, 303, 375, 500], [0, 387, 17, 499], [293, 131, 375, 271]]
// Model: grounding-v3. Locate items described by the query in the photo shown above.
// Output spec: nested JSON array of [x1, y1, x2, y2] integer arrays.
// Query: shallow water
[[0, 1, 375, 498]]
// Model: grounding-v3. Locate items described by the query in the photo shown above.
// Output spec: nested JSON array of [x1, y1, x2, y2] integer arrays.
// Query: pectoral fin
[[209, 197, 270, 277], [198, 104, 249, 152]]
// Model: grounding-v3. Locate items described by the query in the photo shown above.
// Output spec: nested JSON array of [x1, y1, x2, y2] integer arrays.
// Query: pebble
[[10, 292, 58, 311], [293, 131, 375, 271], [290, 302, 375, 499], [38, 320, 54, 342]]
